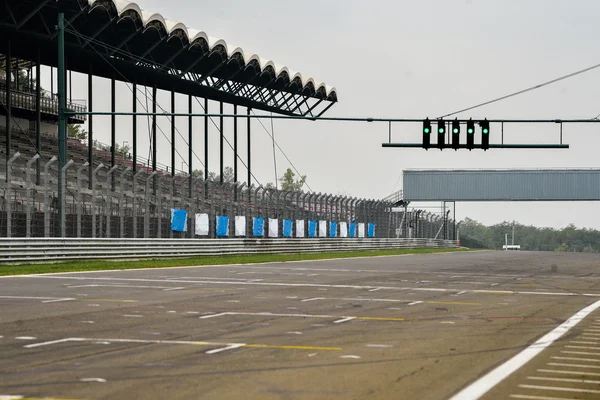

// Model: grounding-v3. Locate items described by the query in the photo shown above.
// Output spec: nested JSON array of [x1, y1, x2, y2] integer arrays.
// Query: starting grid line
[[20, 275, 600, 298], [23, 337, 343, 353], [198, 311, 405, 322]]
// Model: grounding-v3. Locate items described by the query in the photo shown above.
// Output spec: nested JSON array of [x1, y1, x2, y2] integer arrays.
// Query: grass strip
[[0, 248, 474, 276]]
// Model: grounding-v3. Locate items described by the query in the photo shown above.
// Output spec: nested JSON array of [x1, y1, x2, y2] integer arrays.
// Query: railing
[[0, 87, 86, 122], [0, 237, 458, 262]]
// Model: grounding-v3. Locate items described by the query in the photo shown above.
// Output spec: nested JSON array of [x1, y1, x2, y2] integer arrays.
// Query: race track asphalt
[[2, 250, 600, 400]]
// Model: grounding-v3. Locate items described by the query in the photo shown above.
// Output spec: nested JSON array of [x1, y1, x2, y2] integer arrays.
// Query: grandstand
[[0, 0, 454, 240]]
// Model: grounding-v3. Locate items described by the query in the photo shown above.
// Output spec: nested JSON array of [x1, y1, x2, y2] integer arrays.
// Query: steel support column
[[204, 98, 208, 181], [152, 85, 157, 193], [171, 91, 176, 177], [233, 104, 238, 183], [219, 101, 224, 183], [247, 107, 251, 186], [87, 66, 93, 188], [57, 12, 67, 237], [188, 94, 193, 198], [5, 40, 11, 175], [132, 82, 137, 173], [110, 78, 116, 190], [35, 48, 41, 185]]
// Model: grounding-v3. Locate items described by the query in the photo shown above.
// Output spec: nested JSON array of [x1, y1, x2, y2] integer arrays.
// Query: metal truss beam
[[16, 0, 50, 30]]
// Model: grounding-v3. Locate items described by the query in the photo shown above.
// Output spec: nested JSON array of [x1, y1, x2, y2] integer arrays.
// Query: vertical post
[[132, 82, 137, 173], [57, 12, 67, 236], [152, 85, 157, 193], [36, 49, 42, 185], [60, 160, 74, 237], [6, 153, 21, 238], [5, 40, 12, 174], [234, 104, 238, 183], [219, 101, 224, 183], [204, 98, 208, 180], [26, 155, 41, 237], [88, 66, 93, 188], [188, 94, 193, 198], [171, 90, 176, 177], [247, 107, 251, 186], [110, 78, 116, 190]]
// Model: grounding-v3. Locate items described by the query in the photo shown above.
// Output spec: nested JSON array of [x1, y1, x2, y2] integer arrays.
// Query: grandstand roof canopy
[[0, 0, 337, 116]]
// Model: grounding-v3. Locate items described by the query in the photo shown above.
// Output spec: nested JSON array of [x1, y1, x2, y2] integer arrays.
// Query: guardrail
[[0, 238, 458, 263]]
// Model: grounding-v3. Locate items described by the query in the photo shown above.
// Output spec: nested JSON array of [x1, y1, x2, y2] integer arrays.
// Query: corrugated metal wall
[[403, 170, 600, 201]]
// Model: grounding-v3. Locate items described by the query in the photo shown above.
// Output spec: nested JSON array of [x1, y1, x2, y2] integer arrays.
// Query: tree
[[265, 182, 275, 189], [279, 168, 306, 191], [68, 124, 88, 141], [191, 169, 204, 179]]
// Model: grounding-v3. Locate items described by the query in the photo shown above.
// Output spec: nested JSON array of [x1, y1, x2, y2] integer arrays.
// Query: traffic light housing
[[480, 120, 490, 150], [452, 120, 460, 150], [437, 120, 446, 149], [466, 119, 475, 150], [422, 118, 431, 149]]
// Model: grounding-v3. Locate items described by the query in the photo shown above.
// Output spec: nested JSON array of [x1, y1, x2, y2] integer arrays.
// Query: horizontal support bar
[[63, 111, 600, 124], [382, 143, 570, 149]]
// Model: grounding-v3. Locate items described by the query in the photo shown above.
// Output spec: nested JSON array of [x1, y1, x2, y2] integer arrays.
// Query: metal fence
[[0, 150, 456, 240]]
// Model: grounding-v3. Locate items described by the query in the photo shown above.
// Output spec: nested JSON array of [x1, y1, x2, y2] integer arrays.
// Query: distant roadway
[[2, 251, 600, 399]]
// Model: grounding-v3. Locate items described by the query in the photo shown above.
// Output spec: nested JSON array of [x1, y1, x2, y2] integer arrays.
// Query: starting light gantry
[[423, 118, 491, 151]]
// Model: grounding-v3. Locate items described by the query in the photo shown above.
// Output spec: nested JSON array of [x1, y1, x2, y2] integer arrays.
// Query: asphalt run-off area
[[3, 251, 600, 399]]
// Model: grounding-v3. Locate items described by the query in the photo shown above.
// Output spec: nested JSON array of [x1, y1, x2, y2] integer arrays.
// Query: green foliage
[[68, 124, 88, 141], [279, 168, 306, 191], [461, 218, 600, 252]]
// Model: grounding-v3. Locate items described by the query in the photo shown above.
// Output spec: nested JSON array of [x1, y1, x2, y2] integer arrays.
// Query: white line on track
[[17, 275, 600, 297], [537, 368, 600, 377], [457, 291, 468, 295], [333, 317, 355, 324], [447, 299, 600, 400], [565, 345, 600, 350], [510, 394, 576, 400], [301, 297, 324, 302], [518, 384, 600, 394], [562, 350, 600, 356], [0, 250, 477, 279], [551, 356, 600, 362], [547, 362, 600, 369], [205, 343, 246, 354], [122, 315, 143, 318], [528, 376, 600, 384], [199, 312, 228, 319], [15, 337, 36, 340], [24, 337, 244, 350], [570, 341, 600, 345], [41, 298, 75, 303], [408, 301, 423, 306]]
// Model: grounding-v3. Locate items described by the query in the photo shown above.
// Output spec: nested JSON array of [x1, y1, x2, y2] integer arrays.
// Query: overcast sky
[[53, 0, 600, 230]]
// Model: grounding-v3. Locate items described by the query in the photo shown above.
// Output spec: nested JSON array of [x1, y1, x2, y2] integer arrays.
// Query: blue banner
[[308, 220, 317, 237], [253, 217, 265, 237], [349, 222, 357, 238], [170, 209, 188, 232], [283, 219, 293, 237], [216, 216, 230, 237], [368, 223, 376, 238], [329, 221, 337, 238]]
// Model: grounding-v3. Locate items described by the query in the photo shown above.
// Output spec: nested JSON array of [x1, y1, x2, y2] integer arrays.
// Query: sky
[[45, 0, 600, 230]]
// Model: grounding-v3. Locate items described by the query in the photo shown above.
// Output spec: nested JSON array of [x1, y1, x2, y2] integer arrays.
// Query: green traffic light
[[453, 129, 459, 134], [467, 128, 474, 134], [483, 128, 489, 134], [424, 128, 430, 133], [438, 128, 444, 133]]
